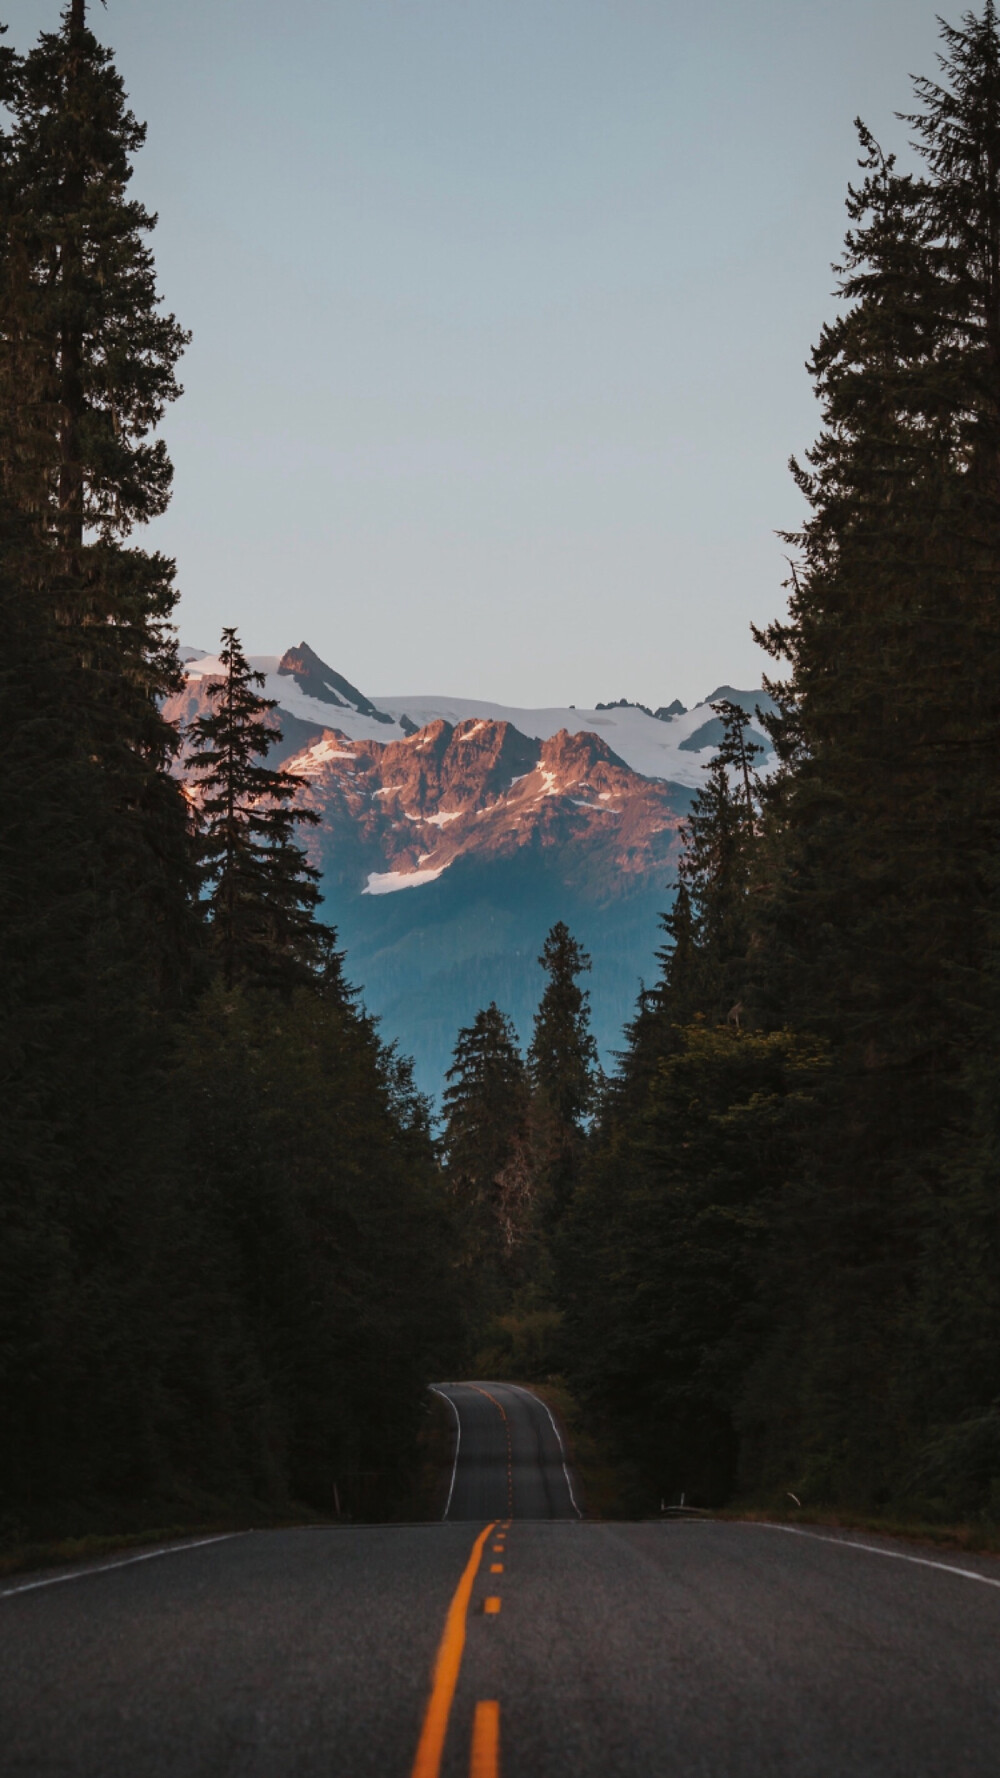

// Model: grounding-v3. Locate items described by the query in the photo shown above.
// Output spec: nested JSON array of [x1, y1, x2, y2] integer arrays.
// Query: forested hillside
[[0, 2, 459, 1540]]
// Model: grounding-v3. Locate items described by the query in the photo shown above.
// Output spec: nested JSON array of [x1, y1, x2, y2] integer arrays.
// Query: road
[[3, 1380, 1000, 1777], [431, 1381, 581, 1520]]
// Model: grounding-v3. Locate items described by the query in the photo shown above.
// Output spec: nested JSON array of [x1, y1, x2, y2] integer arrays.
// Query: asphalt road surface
[[3, 1382, 1000, 1777], [431, 1381, 581, 1520]]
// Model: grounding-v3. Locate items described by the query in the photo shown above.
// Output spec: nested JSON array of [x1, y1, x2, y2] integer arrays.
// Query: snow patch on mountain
[[178, 644, 776, 789], [367, 693, 774, 788], [364, 864, 451, 895]]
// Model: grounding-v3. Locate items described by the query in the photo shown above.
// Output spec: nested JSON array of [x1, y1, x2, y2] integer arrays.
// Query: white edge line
[[507, 1383, 582, 1519], [755, 1522, 1000, 1590], [0, 1532, 246, 1601], [430, 1385, 461, 1522]]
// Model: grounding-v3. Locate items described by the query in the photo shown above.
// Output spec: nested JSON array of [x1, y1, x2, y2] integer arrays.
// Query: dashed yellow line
[[469, 1700, 501, 1778], [417, 1392, 516, 1778], [410, 1522, 496, 1778]]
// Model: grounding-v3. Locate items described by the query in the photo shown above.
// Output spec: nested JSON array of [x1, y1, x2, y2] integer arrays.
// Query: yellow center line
[[484, 1596, 502, 1615], [489, 1563, 503, 1573], [469, 1700, 501, 1778], [410, 1521, 496, 1778]]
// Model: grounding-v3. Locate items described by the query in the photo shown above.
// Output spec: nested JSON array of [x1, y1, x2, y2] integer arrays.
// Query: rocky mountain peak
[[537, 726, 630, 778], [285, 711, 688, 904], [277, 641, 391, 722], [369, 719, 542, 815]]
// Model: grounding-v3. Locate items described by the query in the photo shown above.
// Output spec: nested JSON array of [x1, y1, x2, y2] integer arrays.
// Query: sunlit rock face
[[288, 717, 688, 902], [168, 641, 773, 1094]]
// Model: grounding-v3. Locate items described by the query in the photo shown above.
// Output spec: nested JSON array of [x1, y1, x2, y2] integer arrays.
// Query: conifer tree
[[527, 922, 598, 1223], [606, 885, 702, 1121], [0, 0, 195, 976], [561, 6, 1000, 1520], [528, 923, 598, 1124], [743, 4, 1000, 1504], [2, 0, 188, 546], [188, 628, 323, 992], [0, 7, 462, 1538], [677, 700, 761, 1021], [442, 1004, 533, 1260]]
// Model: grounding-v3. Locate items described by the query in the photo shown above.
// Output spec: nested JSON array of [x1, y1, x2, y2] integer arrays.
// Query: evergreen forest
[[3, 1, 1000, 1546], [443, 7, 1000, 1527], [0, 2, 460, 1540]]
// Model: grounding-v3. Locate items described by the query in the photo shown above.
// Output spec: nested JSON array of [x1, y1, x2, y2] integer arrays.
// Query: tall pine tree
[[188, 628, 323, 992], [442, 1004, 533, 1269], [528, 922, 598, 1225], [0, 0, 195, 981], [744, 4, 1000, 1507]]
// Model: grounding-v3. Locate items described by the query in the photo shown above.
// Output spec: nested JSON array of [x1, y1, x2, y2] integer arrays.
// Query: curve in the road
[[432, 1381, 581, 1521]]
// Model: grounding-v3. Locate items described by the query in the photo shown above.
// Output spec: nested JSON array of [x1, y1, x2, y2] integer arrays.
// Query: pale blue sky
[[8, 0, 937, 705]]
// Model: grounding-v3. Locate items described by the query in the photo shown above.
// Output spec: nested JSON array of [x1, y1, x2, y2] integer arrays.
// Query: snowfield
[[180, 654, 774, 791], [363, 865, 451, 895]]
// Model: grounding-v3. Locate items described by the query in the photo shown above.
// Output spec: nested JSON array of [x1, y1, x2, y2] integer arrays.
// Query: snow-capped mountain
[[175, 641, 774, 791], [291, 718, 689, 902], [168, 643, 775, 1094]]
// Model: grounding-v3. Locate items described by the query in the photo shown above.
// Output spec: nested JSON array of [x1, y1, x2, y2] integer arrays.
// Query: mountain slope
[[168, 643, 771, 1094]]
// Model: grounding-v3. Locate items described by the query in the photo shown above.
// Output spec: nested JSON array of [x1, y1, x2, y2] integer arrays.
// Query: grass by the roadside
[[722, 1504, 1000, 1556], [0, 1504, 333, 1584], [393, 1389, 454, 1522], [504, 1381, 1000, 1551]]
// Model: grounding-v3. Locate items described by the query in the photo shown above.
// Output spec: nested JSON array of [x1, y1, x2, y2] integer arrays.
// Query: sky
[[8, 0, 940, 707]]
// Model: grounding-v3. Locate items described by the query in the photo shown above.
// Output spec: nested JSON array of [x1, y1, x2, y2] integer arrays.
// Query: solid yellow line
[[469, 1700, 501, 1778], [410, 1522, 496, 1778]]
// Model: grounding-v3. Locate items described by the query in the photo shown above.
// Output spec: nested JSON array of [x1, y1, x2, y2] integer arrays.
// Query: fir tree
[[528, 922, 598, 1223], [2, 0, 188, 547], [0, 0, 195, 981], [561, 1022, 827, 1507], [528, 923, 598, 1124], [610, 695, 763, 1085], [188, 628, 323, 992], [744, 5, 1000, 1505], [560, 5, 1000, 1521], [0, 5, 462, 1539], [605, 885, 702, 1124], [442, 1003, 533, 1263], [678, 700, 761, 1022]]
